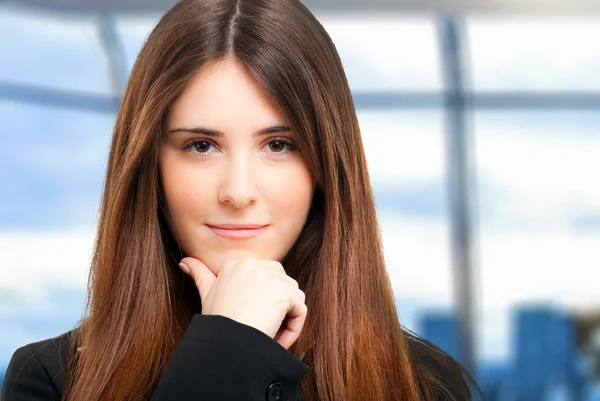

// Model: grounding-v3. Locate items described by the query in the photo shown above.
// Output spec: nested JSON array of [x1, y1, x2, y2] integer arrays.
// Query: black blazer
[[1, 314, 307, 401], [1, 314, 470, 401]]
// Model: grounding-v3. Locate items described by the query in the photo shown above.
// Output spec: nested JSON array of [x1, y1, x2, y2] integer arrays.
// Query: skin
[[159, 56, 315, 276]]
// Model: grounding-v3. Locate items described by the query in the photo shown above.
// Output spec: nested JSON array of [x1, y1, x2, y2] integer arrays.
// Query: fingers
[[219, 258, 299, 288], [253, 259, 300, 289], [179, 256, 307, 350], [179, 257, 216, 306], [276, 297, 308, 350]]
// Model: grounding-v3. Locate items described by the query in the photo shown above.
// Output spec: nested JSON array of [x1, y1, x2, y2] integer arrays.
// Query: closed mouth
[[207, 224, 269, 239]]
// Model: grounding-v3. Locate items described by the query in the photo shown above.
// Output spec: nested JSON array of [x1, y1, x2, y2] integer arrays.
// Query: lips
[[207, 224, 269, 240]]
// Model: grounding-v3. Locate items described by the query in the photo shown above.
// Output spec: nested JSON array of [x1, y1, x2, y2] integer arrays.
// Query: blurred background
[[1, 0, 600, 400]]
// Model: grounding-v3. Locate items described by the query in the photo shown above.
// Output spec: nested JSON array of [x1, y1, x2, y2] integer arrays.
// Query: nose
[[217, 153, 257, 209]]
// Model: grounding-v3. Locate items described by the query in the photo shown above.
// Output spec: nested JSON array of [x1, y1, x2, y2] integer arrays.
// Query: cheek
[[264, 163, 314, 215], [160, 158, 213, 223]]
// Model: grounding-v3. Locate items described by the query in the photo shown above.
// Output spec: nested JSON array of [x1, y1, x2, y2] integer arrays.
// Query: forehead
[[166, 58, 287, 130]]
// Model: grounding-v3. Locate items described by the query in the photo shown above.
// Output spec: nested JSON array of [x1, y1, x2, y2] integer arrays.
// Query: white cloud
[[474, 113, 600, 230], [379, 210, 453, 302], [358, 111, 446, 185], [0, 228, 94, 312], [378, 210, 600, 362], [467, 17, 600, 90], [478, 231, 600, 310], [317, 14, 442, 91], [359, 110, 600, 233]]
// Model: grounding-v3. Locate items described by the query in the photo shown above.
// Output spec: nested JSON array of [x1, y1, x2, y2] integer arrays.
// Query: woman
[[2, 0, 483, 400]]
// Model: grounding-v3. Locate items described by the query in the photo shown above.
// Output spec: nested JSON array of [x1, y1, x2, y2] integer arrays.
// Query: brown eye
[[268, 140, 286, 152], [193, 140, 211, 153], [181, 139, 216, 155]]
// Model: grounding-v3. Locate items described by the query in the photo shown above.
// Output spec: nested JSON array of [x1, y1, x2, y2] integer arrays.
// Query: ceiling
[[1, 0, 600, 14]]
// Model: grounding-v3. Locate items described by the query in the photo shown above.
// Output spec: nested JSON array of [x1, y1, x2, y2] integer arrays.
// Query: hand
[[179, 257, 307, 350]]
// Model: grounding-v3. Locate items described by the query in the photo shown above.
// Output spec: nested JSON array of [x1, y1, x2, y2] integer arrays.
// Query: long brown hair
[[62, 0, 482, 400]]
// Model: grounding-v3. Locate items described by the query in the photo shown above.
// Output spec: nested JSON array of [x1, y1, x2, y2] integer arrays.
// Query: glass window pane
[[115, 16, 160, 74], [319, 14, 442, 92], [0, 100, 110, 360], [0, 7, 115, 95], [0, 230, 91, 365], [467, 17, 600, 91], [357, 110, 452, 331], [474, 111, 600, 363], [0, 101, 113, 228]]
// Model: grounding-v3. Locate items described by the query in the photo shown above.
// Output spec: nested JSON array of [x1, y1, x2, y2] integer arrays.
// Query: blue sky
[[1, 5, 600, 366]]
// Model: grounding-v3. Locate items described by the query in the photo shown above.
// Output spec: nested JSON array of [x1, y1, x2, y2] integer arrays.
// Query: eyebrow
[[166, 125, 292, 137]]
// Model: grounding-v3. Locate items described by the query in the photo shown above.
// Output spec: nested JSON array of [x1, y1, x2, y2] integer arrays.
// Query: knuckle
[[241, 258, 258, 269], [277, 298, 290, 311], [265, 260, 285, 272], [194, 277, 203, 289], [238, 258, 250, 266], [255, 266, 270, 281]]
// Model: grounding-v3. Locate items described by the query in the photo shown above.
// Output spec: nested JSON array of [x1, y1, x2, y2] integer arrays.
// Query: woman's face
[[160, 57, 315, 275]]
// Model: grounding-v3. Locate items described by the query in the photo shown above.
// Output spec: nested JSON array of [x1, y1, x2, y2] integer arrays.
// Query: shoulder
[[1, 329, 75, 401], [405, 331, 480, 401]]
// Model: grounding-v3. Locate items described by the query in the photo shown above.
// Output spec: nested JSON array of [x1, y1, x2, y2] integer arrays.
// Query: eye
[[181, 139, 216, 155], [263, 138, 298, 154]]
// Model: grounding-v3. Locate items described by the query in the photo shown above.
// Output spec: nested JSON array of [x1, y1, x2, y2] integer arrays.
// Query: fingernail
[[178, 262, 190, 275]]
